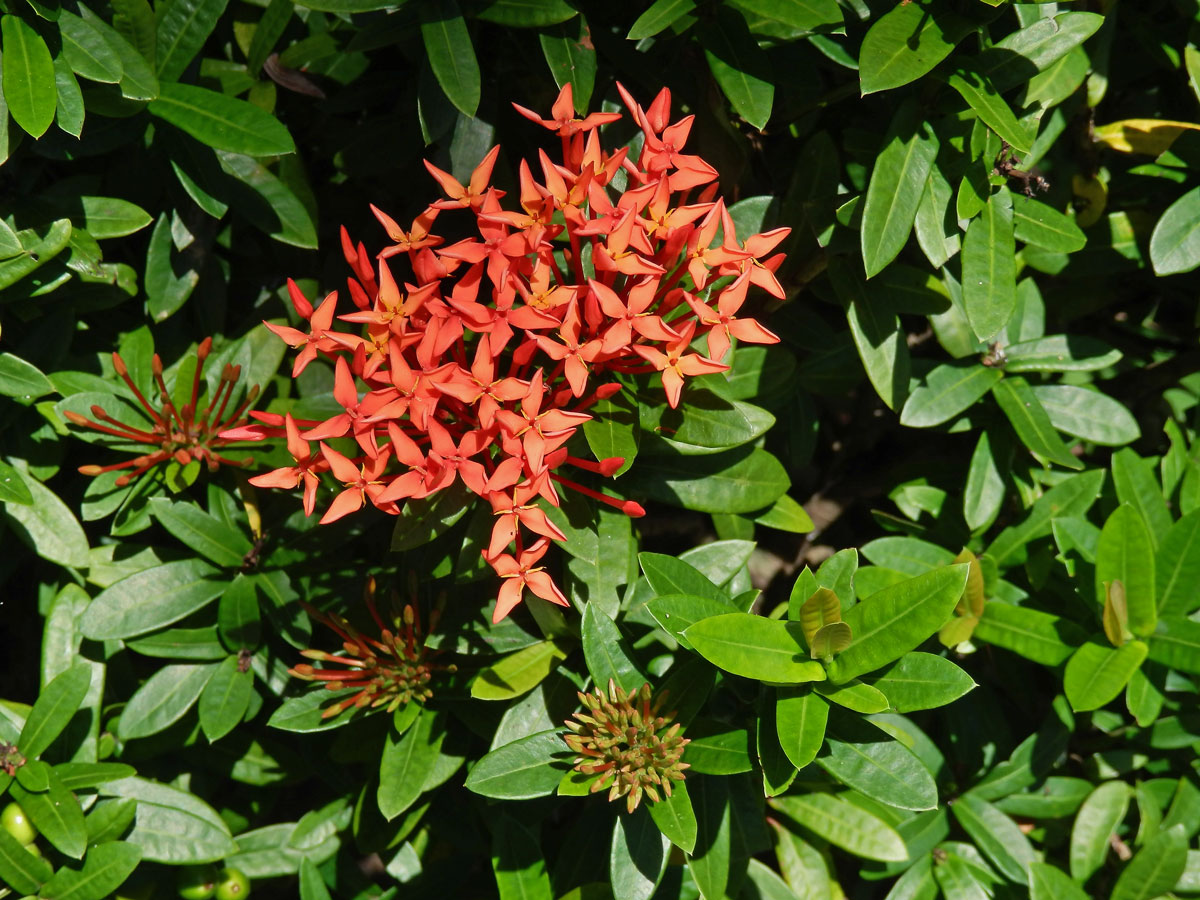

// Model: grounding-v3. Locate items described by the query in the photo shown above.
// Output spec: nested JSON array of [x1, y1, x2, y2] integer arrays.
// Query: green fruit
[[177, 864, 218, 900], [214, 867, 250, 900], [1, 802, 36, 846], [26, 841, 42, 857]]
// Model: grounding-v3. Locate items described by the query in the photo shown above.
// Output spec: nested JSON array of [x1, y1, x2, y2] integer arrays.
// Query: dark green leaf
[[627, 0, 695, 40], [0, 818, 53, 894], [1147, 617, 1200, 675], [1156, 510, 1200, 616], [963, 189, 1018, 342], [1151, 185, 1200, 275], [11, 772, 86, 858], [628, 446, 790, 514], [1095, 503, 1156, 637], [117, 662, 216, 740], [647, 781, 697, 854], [464, 730, 567, 800], [612, 806, 669, 900], [980, 12, 1104, 92], [832, 257, 910, 410], [684, 613, 825, 683], [952, 793, 1035, 882], [819, 719, 938, 811], [379, 709, 444, 820], [491, 810, 552, 900], [155, 0, 230, 82], [1069, 781, 1131, 882], [198, 655, 252, 742], [18, 663, 91, 759], [1110, 824, 1188, 900], [421, 0, 480, 117], [539, 16, 596, 115], [1030, 385, 1139, 446], [149, 82, 295, 156], [582, 604, 647, 692], [991, 376, 1083, 470], [899, 362, 1002, 428], [80, 559, 222, 640], [947, 69, 1032, 154], [1, 15, 56, 138], [775, 687, 827, 770], [58, 10, 123, 83], [772, 793, 906, 861], [476, 0, 576, 26], [39, 840, 141, 900], [698, 7, 773, 130], [100, 776, 236, 863], [859, 1, 966, 95], [1012, 195, 1087, 252], [149, 498, 250, 567]]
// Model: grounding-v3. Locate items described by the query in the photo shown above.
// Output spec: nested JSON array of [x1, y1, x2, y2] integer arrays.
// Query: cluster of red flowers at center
[[230, 83, 787, 623]]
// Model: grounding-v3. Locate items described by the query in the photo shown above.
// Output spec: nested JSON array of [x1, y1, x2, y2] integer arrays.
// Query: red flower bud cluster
[[228, 84, 786, 623]]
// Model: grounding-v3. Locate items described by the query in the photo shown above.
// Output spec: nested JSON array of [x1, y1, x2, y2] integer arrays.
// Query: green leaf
[[933, 853, 990, 900], [149, 498, 250, 568], [1069, 781, 1131, 882], [39, 840, 142, 900], [464, 730, 567, 800], [390, 482, 471, 550], [266, 689, 378, 733], [646, 593, 740, 651], [5, 471, 90, 569], [149, 83, 295, 157], [827, 565, 968, 683], [1012, 195, 1087, 252], [217, 151, 319, 249], [245, 0, 290, 74], [476, 0, 576, 26], [612, 806, 669, 900], [964, 431, 1005, 533], [0, 353, 52, 402], [1003, 336, 1123, 374], [58, 10, 123, 83], [11, 772, 86, 858], [627, 0, 695, 40], [815, 678, 887, 713], [900, 362, 1002, 428], [980, 12, 1104, 92], [1064, 641, 1148, 713], [421, 0, 480, 117], [539, 16, 596, 115], [647, 781, 697, 854], [100, 776, 236, 863], [684, 613, 826, 683], [471, 641, 567, 700], [155, 0, 230, 82], [299, 858, 332, 900], [1151, 185, 1200, 275], [991, 376, 1083, 470], [69, 197, 153, 239], [490, 811, 552, 900], [952, 794, 1035, 882], [55, 763, 136, 791], [861, 104, 939, 278], [582, 390, 638, 476], [688, 776, 733, 900], [0, 459, 33, 505], [986, 469, 1105, 565], [1112, 448, 1172, 548], [1, 15, 56, 138], [973, 601, 1083, 665], [641, 553, 729, 603], [379, 709, 444, 820], [832, 257, 910, 410], [1156, 510, 1200, 616], [126, 626, 226, 660], [198, 655, 252, 742], [685, 723, 754, 774], [582, 604, 647, 693], [1030, 385, 1139, 447], [821, 720, 938, 811], [698, 7, 773, 130], [859, 1, 966, 95], [629, 446, 790, 514], [1095, 504, 1156, 637], [53, 57, 84, 138], [18, 662, 91, 758], [947, 69, 1032, 154], [869, 652, 975, 713], [775, 688, 827, 770], [1029, 862, 1089, 900], [1147, 617, 1200, 675], [650, 391, 776, 453], [80, 560, 222, 640], [118, 662, 216, 740], [0, 824, 52, 895], [732, 0, 841, 32], [1110, 824, 1188, 900], [963, 189, 1018, 342], [217, 574, 261, 651], [772, 793, 907, 861]]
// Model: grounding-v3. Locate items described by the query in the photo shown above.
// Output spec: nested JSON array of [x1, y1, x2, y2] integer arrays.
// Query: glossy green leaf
[[952, 793, 1035, 882], [688, 776, 732, 900], [821, 720, 938, 810], [1029, 862, 1089, 900], [39, 840, 142, 900], [948, 69, 1032, 154], [775, 688, 827, 770], [1, 15, 56, 138], [981, 12, 1104, 92], [1012, 195, 1087, 252], [149, 498, 250, 568], [476, 0, 576, 26], [149, 83, 295, 157], [218, 151, 319, 249], [464, 730, 566, 800], [1156, 510, 1200, 616], [869, 652, 975, 712], [472, 641, 567, 700], [651, 392, 776, 453], [391, 482, 472, 550], [1151, 185, 1200, 275], [17, 663, 91, 759], [299, 858, 332, 900], [1095, 504, 1156, 637], [5, 472, 89, 569], [973, 601, 1083, 666], [859, 2, 965, 95], [1003, 335, 1122, 373], [1109, 823, 1188, 900], [933, 853, 989, 900], [827, 565, 967, 683], [685, 723, 754, 774], [155, 0, 229, 81], [217, 575, 260, 652], [699, 7, 773, 130], [55, 762, 136, 791], [379, 709, 444, 820], [11, 773, 86, 858], [646, 593, 737, 650], [629, 446, 790, 514], [421, 0, 480, 117], [684, 613, 825, 683], [582, 604, 647, 692], [58, 10, 123, 83], [986, 469, 1105, 565], [0, 824, 52, 895], [490, 811, 551, 900], [198, 654, 252, 742], [1030, 385, 1139, 446], [992, 376, 1083, 470], [80, 560, 222, 640], [733, 0, 841, 32], [772, 793, 907, 861], [831, 256, 909, 410], [641, 553, 729, 602], [963, 189, 1018, 342], [118, 662, 216, 740], [538, 16, 596, 115], [1064, 640, 1148, 713], [627, 0, 695, 40], [1147, 616, 1200, 675], [964, 431, 1005, 533], [611, 807, 668, 900], [100, 776, 235, 863], [815, 678, 887, 713], [647, 781, 697, 854], [1112, 448, 1172, 547], [900, 362, 1002, 428], [1070, 781, 1132, 882]]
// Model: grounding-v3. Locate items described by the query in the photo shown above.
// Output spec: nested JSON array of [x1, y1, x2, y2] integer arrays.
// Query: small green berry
[[177, 864, 218, 899], [1, 802, 37, 846], [214, 867, 251, 900]]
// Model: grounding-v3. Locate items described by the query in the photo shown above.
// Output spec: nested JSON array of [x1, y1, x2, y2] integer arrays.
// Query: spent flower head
[[564, 679, 690, 813], [290, 576, 454, 718]]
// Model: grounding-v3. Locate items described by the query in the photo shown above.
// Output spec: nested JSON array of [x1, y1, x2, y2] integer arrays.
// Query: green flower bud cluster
[[564, 680, 689, 814]]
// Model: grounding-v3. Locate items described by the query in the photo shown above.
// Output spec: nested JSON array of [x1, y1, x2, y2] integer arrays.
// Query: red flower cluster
[[229, 84, 786, 623]]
